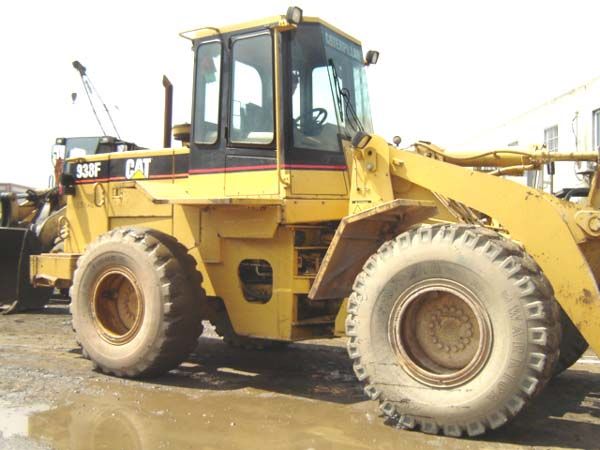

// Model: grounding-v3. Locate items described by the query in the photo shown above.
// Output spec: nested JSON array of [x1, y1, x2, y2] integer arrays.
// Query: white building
[[464, 76, 600, 192]]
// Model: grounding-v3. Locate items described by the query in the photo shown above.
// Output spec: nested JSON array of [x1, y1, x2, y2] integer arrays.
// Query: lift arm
[[388, 145, 600, 355]]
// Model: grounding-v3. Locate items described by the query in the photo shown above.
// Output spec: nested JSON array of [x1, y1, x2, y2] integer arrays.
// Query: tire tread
[[71, 227, 205, 378], [345, 224, 561, 437]]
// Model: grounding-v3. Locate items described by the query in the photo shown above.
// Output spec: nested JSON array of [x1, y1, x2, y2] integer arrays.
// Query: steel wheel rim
[[388, 278, 493, 388], [91, 266, 144, 345]]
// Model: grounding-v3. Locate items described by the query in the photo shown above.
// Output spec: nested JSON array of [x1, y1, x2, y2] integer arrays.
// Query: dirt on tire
[[70, 227, 205, 378], [346, 224, 561, 437]]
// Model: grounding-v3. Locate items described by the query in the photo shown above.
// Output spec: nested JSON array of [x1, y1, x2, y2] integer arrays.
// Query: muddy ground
[[1, 304, 599, 450]]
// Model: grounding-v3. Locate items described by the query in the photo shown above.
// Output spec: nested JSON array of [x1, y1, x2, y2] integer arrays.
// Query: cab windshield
[[287, 23, 373, 153]]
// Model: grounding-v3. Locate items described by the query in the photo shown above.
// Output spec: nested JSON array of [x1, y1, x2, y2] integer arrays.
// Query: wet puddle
[[1, 381, 463, 450], [0, 402, 51, 449], [2, 361, 597, 450], [0, 403, 50, 439], [1, 319, 599, 449]]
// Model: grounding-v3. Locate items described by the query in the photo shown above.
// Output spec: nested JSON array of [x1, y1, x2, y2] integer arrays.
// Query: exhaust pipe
[[162, 75, 173, 148]]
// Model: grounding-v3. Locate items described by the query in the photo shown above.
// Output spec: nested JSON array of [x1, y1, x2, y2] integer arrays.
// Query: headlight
[[365, 50, 379, 66], [286, 6, 303, 25], [352, 131, 372, 149]]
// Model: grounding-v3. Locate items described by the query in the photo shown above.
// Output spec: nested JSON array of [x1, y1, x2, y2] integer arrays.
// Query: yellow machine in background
[[0, 136, 140, 313], [31, 7, 600, 437], [0, 187, 64, 312]]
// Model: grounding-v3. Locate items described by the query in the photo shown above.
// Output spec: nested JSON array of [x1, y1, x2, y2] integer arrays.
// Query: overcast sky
[[1, 0, 599, 187]]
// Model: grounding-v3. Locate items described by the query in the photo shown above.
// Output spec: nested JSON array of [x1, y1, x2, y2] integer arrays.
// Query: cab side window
[[193, 41, 222, 145], [229, 34, 274, 146]]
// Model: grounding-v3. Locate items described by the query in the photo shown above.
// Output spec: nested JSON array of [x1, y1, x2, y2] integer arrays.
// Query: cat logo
[[125, 158, 152, 180]]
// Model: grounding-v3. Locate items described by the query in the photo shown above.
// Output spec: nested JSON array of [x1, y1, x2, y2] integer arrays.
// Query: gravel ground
[[1, 304, 599, 450]]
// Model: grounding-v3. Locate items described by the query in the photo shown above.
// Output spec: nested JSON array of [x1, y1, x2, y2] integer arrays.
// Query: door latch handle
[[93, 182, 105, 207]]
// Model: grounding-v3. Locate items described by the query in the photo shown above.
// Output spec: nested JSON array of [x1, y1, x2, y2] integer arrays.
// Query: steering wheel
[[294, 108, 328, 137]]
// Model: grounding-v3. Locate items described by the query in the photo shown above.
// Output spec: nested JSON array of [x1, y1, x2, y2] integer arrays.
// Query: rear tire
[[346, 224, 560, 437], [71, 228, 205, 378]]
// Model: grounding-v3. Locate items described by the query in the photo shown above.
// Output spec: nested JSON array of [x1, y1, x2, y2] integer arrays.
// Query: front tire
[[71, 228, 205, 378], [346, 224, 560, 437]]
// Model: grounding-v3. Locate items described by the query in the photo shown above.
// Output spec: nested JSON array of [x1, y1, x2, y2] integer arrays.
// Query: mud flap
[[0, 228, 52, 314], [309, 199, 438, 300]]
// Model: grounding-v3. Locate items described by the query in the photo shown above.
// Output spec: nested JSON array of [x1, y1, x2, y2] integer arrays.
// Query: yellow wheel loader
[[0, 187, 63, 312], [30, 7, 600, 437], [0, 136, 139, 313]]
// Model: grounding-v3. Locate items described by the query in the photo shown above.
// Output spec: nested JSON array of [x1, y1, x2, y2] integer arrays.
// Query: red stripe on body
[[189, 163, 347, 175]]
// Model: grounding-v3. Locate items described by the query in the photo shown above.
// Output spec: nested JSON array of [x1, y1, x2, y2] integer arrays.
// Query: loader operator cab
[[286, 23, 374, 152], [189, 12, 375, 175]]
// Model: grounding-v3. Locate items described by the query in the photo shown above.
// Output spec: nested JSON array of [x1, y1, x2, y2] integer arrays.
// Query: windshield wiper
[[340, 87, 364, 134], [327, 59, 344, 122], [327, 58, 365, 135]]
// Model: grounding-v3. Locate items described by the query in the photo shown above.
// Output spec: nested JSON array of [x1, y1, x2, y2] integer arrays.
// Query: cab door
[[224, 31, 278, 197], [188, 39, 226, 198], [282, 26, 349, 197]]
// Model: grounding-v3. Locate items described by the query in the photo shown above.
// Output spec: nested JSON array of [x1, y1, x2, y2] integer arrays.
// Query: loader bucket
[[0, 228, 52, 314]]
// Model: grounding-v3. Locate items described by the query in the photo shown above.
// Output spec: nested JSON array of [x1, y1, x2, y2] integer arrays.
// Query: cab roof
[[179, 15, 362, 46]]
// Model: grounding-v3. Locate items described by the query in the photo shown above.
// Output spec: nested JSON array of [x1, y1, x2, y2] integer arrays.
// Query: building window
[[544, 125, 558, 152], [593, 109, 600, 151]]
